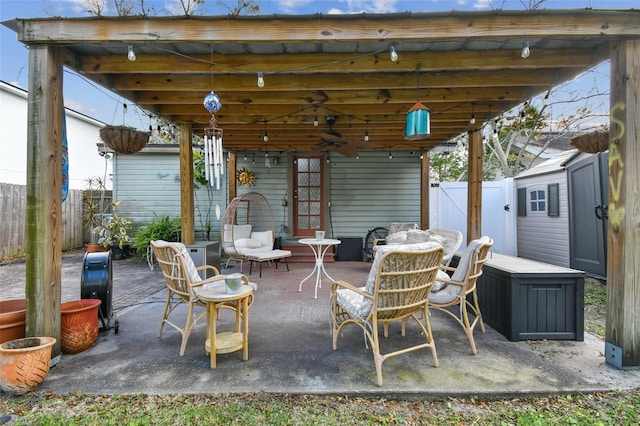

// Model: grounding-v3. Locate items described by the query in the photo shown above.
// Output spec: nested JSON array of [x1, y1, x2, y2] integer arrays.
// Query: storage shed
[[515, 149, 609, 278]]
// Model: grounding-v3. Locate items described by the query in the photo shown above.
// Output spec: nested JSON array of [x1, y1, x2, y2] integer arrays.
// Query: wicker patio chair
[[331, 242, 444, 386], [221, 192, 291, 272], [372, 225, 462, 266], [429, 236, 494, 355], [150, 240, 253, 356]]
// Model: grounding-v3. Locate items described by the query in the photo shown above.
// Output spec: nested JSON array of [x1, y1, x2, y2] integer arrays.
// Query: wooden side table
[[194, 282, 253, 369]]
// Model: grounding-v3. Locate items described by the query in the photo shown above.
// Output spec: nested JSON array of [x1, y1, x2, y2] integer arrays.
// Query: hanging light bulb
[[389, 45, 398, 62], [356, 153, 360, 160], [364, 119, 369, 142], [263, 121, 269, 142], [252, 154, 255, 165], [470, 103, 476, 125], [265, 151, 270, 168], [243, 151, 248, 161], [127, 45, 136, 61], [388, 152, 393, 159], [521, 41, 530, 59], [257, 72, 265, 88], [313, 106, 319, 127]]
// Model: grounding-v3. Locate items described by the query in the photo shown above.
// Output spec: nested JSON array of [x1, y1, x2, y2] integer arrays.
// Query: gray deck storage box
[[336, 236, 363, 261], [187, 241, 221, 278], [467, 253, 586, 341]]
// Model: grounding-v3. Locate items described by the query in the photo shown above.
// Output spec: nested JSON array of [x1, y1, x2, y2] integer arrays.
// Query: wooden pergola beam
[[16, 12, 640, 44]]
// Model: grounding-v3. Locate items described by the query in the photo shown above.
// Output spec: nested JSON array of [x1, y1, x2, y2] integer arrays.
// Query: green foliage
[[193, 150, 208, 186], [584, 279, 607, 338], [2, 390, 638, 425], [93, 201, 132, 249], [131, 216, 181, 260], [82, 176, 110, 244]]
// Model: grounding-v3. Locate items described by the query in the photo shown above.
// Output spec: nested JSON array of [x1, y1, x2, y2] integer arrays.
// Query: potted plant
[[83, 176, 111, 252], [0, 336, 56, 395], [93, 200, 132, 258]]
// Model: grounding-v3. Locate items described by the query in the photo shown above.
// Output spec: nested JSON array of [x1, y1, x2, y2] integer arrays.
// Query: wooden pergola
[[3, 9, 639, 367]]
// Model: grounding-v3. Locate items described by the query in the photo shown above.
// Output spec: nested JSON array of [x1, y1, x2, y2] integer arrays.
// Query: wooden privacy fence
[[0, 183, 85, 259]]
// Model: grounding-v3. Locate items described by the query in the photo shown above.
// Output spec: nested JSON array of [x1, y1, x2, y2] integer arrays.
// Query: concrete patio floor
[[1, 251, 638, 397]]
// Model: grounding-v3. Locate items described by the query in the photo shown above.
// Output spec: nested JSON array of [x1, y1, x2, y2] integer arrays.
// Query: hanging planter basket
[[570, 130, 609, 154], [100, 125, 150, 154]]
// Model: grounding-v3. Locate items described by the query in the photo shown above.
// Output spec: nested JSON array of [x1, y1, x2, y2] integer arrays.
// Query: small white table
[[298, 238, 341, 298], [194, 282, 252, 369]]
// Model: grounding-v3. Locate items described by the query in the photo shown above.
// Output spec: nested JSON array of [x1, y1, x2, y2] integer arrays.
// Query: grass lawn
[[2, 277, 638, 425]]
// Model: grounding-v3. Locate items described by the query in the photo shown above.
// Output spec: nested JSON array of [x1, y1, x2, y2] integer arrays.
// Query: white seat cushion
[[431, 269, 450, 293], [235, 238, 262, 249], [250, 230, 273, 248], [336, 286, 372, 320], [430, 283, 463, 304]]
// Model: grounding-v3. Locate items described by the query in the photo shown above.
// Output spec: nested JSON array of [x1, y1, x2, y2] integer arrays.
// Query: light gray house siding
[[327, 151, 421, 239], [113, 148, 421, 244]]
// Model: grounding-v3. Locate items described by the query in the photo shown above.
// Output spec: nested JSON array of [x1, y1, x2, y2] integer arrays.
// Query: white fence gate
[[429, 179, 517, 255]]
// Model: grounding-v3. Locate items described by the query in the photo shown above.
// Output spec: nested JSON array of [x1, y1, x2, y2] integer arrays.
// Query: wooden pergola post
[[25, 45, 64, 357], [467, 129, 483, 243], [420, 148, 430, 230], [178, 123, 195, 244], [605, 39, 640, 369]]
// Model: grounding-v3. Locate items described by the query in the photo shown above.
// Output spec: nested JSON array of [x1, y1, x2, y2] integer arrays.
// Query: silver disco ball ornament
[[203, 91, 222, 113]]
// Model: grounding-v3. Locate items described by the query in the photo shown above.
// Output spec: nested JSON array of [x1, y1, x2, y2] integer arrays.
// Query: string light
[[243, 151, 248, 161], [389, 45, 398, 62], [364, 119, 369, 142], [388, 151, 393, 159], [257, 72, 265, 88], [521, 41, 530, 59], [127, 45, 136, 61], [313, 106, 319, 127], [263, 120, 269, 142], [470, 103, 476, 125]]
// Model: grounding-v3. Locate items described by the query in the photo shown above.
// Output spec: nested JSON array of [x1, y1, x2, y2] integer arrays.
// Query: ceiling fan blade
[[334, 143, 358, 157], [355, 140, 377, 149]]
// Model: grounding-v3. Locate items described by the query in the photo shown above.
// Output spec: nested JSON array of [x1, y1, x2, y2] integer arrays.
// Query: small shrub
[[132, 216, 181, 261]]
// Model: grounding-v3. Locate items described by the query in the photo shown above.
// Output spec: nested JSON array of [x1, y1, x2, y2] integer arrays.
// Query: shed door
[[293, 156, 324, 237], [567, 154, 608, 278]]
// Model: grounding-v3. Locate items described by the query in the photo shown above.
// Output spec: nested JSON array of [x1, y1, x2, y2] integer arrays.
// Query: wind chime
[[203, 91, 224, 190]]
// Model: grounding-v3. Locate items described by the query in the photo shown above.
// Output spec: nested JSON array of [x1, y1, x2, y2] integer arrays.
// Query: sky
[[1, 0, 636, 129]]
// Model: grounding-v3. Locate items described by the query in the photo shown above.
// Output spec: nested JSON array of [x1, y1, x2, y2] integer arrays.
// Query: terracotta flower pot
[[60, 299, 102, 354], [0, 299, 26, 344], [0, 336, 56, 395]]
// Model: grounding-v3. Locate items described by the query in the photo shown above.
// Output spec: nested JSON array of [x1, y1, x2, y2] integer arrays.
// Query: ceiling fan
[[310, 116, 376, 157]]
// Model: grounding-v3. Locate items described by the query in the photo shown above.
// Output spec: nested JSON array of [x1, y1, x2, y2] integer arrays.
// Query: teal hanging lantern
[[405, 102, 430, 140]]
